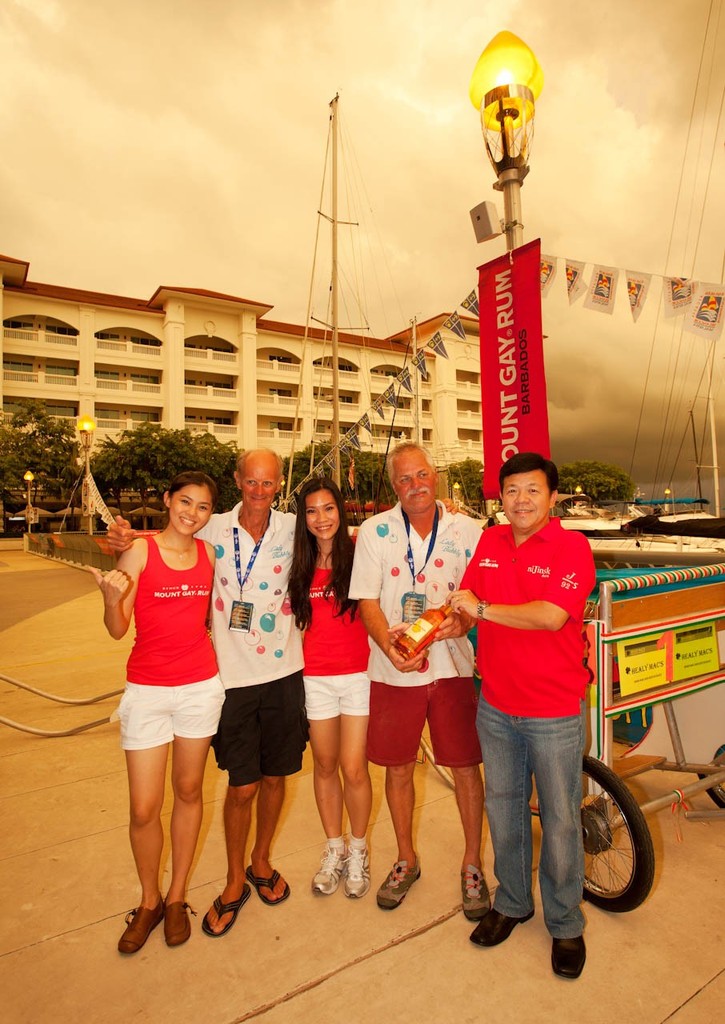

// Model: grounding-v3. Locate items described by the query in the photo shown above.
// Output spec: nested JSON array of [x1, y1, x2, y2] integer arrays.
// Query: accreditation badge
[[401, 591, 426, 623], [229, 600, 254, 633]]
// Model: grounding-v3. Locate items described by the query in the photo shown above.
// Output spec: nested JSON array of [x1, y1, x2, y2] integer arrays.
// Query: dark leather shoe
[[469, 908, 534, 947], [164, 901, 193, 947], [552, 936, 586, 978], [118, 899, 164, 954]]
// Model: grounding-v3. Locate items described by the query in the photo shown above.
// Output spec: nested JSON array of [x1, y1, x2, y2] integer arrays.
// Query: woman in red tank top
[[91, 471, 223, 954], [288, 477, 373, 899]]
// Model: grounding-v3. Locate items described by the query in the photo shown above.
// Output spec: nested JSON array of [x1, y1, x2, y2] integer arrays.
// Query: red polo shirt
[[461, 518, 595, 717]]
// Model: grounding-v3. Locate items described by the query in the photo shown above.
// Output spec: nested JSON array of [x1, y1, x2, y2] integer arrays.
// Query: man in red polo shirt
[[450, 451, 595, 980]]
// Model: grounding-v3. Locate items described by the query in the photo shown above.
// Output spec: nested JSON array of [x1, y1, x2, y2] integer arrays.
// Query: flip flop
[[245, 866, 291, 906], [201, 884, 251, 937]]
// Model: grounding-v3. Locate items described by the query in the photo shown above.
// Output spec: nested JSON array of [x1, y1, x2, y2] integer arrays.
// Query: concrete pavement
[[1, 550, 723, 1024]]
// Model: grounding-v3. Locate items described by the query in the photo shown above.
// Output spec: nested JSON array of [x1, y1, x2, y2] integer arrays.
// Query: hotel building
[[0, 253, 482, 466]]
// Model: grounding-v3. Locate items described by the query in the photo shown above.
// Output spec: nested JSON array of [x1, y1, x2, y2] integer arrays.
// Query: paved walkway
[[0, 550, 723, 1023]]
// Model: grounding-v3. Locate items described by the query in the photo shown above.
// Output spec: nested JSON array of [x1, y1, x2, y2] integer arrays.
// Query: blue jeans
[[477, 696, 586, 938]]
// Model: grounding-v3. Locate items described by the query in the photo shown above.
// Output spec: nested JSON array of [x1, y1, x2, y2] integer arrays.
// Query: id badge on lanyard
[[229, 517, 268, 633], [400, 505, 438, 623], [229, 600, 254, 633]]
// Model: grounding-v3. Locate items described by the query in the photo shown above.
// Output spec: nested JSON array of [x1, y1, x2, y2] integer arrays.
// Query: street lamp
[[469, 30, 543, 250], [77, 415, 96, 535], [664, 487, 672, 514], [452, 481, 462, 506], [23, 470, 35, 532]]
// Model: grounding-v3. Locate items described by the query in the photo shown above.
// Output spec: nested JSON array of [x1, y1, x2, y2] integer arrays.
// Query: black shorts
[[212, 671, 308, 787]]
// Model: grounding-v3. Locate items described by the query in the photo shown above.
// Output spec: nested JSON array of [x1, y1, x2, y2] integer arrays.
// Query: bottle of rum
[[392, 605, 454, 661]]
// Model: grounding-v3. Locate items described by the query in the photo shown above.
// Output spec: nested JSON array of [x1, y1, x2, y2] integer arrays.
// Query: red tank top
[[126, 537, 217, 686], [302, 567, 371, 676]]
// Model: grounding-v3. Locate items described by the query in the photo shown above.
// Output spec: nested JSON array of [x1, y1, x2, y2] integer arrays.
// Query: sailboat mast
[[330, 94, 341, 487], [708, 341, 720, 516], [412, 317, 421, 445]]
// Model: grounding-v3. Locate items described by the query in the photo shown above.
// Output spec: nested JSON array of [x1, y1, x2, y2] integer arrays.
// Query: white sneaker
[[344, 845, 371, 899], [311, 843, 346, 895]]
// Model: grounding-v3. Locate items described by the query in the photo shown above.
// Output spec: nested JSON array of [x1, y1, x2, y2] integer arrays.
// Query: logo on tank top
[[560, 573, 579, 590], [477, 557, 499, 569], [527, 565, 550, 578], [152, 584, 211, 599]]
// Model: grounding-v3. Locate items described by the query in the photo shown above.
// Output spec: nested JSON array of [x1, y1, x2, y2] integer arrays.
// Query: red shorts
[[367, 677, 481, 768]]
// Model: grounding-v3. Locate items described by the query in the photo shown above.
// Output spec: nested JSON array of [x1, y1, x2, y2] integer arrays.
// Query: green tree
[[91, 424, 240, 512], [446, 459, 484, 511], [558, 460, 635, 501], [0, 401, 77, 502]]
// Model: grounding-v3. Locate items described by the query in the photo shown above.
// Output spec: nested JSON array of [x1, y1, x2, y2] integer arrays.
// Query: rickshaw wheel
[[581, 756, 655, 913], [697, 745, 725, 809]]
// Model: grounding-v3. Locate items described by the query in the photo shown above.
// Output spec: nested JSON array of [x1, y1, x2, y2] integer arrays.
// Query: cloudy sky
[[1, 0, 723, 500]]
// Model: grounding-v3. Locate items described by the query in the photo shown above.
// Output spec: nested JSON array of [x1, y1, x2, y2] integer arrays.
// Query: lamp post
[[452, 481, 462, 506], [664, 487, 672, 514], [77, 415, 96, 535], [469, 31, 543, 250], [23, 470, 35, 532]]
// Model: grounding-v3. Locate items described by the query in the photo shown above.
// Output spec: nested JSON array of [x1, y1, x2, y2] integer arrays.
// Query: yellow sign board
[[617, 634, 667, 696], [672, 623, 719, 682], [617, 622, 720, 696]]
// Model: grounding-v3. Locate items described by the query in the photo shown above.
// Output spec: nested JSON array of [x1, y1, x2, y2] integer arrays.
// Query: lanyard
[[401, 503, 439, 584], [233, 514, 270, 596]]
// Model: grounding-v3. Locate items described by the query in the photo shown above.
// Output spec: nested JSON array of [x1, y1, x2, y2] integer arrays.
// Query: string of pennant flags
[[459, 259, 724, 342], [537, 255, 724, 340], [298, 253, 724, 490], [308, 313, 467, 478]]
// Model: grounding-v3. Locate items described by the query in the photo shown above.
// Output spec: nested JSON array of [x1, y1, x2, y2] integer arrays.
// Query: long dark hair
[[288, 476, 357, 631]]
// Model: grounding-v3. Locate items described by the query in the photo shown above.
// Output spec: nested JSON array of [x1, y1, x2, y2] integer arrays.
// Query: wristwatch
[[476, 600, 489, 620]]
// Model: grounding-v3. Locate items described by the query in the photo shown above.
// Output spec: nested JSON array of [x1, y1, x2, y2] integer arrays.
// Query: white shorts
[[303, 671, 371, 720], [118, 674, 226, 751]]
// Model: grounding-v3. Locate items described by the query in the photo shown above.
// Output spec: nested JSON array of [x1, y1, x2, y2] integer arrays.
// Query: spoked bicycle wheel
[[697, 744, 725, 808], [581, 755, 655, 913]]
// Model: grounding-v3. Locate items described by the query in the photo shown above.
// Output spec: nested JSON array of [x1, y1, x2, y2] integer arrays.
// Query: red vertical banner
[[479, 238, 550, 499]]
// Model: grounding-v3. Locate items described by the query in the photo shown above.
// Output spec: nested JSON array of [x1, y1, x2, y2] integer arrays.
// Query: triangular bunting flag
[[460, 289, 479, 317], [540, 255, 556, 297], [428, 332, 449, 358], [683, 282, 725, 342], [565, 260, 587, 304], [397, 367, 414, 393], [663, 277, 694, 318], [626, 271, 652, 323], [359, 412, 372, 434], [442, 312, 466, 340], [382, 383, 399, 408], [584, 265, 618, 315], [412, 350, 429, 380]]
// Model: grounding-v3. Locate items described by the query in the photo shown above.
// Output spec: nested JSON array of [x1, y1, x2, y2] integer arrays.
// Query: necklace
[[158, 540, 194, 560]]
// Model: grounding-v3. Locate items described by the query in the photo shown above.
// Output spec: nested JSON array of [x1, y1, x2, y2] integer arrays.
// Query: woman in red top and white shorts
[[91, 471, 225, 953], [288, 477, 372, 898]]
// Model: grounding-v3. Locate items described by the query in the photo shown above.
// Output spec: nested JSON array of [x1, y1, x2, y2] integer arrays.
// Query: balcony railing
[[312, 366, 359, 382], [96, 339, 162, 357], [257, 428, 295, 440], [95, 379, 162, 394], [4, 370, 38, 384], [184, 385, 238, 400], [256, 394, 299, 407], [256, 359, 301, 375], [184, 421, 238, 437], [3, 328, 78, 347], [185, 348, 237, 363]]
